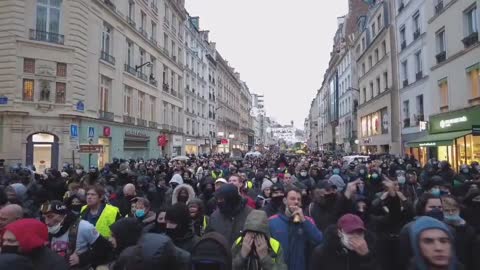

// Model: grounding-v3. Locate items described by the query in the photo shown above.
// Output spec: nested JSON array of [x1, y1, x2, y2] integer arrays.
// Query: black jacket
[[28, 247, 69, 270], [309, 225, 380, 270]]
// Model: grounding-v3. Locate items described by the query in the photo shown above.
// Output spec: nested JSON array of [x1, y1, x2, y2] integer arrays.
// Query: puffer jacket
[[232, 210, 287, 270]]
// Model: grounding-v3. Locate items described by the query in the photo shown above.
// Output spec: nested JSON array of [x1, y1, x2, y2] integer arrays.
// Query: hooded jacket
[[191, 232, 232, 270], [113, 233, 190, 270], [171, 184, 196, 205], [309, 225, 379, 270], [408, 216, 462, 270], [5, 219, 68, 270], [268, 213, 323, 270], [165, 203, 200, 253], [110, 218, 143, 255], [232, 210, 287, 270]]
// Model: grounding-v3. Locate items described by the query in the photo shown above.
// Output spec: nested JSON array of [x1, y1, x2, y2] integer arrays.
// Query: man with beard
[[164, 203, 199, 253], [206, 184, 252, 246], [263, 183, 285, 217], [42, 201, 112, 269]]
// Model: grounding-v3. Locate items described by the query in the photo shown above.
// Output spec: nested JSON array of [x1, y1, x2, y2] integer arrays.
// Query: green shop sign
[[430, 106, 480, 134]]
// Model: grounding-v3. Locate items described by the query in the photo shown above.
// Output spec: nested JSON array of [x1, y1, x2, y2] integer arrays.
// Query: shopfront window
[[466, 135, 480, 164]]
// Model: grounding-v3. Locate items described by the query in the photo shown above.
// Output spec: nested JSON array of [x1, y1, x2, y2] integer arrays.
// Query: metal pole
[[88, 153, 92, 168], [72, 150, 75, 165]]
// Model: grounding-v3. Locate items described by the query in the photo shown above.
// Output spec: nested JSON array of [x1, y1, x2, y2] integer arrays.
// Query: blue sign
[[0, 96, 7, 105], [76, 101, 84, 112], [70, 124, 78, 138], [88, 127, 95, 138]]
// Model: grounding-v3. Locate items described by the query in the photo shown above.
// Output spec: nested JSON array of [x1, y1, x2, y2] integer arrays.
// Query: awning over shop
[[407, 130, 471, 147]]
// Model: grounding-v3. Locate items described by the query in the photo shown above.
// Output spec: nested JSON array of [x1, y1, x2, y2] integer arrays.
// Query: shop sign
[[78, 144, 103, 153], [473, 125, 480, 136], [88, 127, 95, 138], [158, 135, 168, 147], [419, 142, 436, 147], [216, 139, 222, 145], [172, 135, 183, 146], [430, 106, 480, 133], [362, 138, 371, 144], [76, 101, 84, 112], [221, 139, 229, 145], [103, 127, 111, 137], [419, 121, 428, 131], [70, 124, 78, 138], [125, 129, 147, 137]]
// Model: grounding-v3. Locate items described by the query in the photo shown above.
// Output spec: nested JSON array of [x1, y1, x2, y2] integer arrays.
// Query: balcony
[[436, 51, 446, 64], [29, 29, 64, 45], [435, 1, 444, 15], [103, 0, 115, 10], [172, 55, 177, 62], [403, 79, 409, 87], [415, 114, 424, 125], [398, 2, 405, 13], [127, 17, 136, 28], [124, 64, 136, 75], [413, 30, 420, 40], [100, 51, 115, 65], [403, 118, 410, 128], [137, 70, 148, 81], [162, 83, 169, 92], [401, 41, 406, 50], [139, 27, 148, 38], [137, 118, 147, 127], [149, 121, 158, 128], [416, 71, 423, 81], [151, 2, 158, 13], [123, 115, 136, 125], [462, 32, 478, 48], [99, 110, 114, 121]]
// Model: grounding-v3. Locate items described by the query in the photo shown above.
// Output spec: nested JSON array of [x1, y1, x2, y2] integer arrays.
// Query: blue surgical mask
[[431, 188, 441, 197], [371, 173, 379, 179], [359, 169, 365, 175], [397, 176, 406, 185], [444, 214, 462, 224], [333, 168, 340, 175], [135, 209, 146, 218]]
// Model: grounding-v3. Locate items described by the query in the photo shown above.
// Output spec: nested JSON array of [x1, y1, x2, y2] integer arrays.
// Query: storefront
[[185, 137, 198, 155], [407, 106, 480, 170], [171, 135, 183, 157], [359, 107, 392, 154]]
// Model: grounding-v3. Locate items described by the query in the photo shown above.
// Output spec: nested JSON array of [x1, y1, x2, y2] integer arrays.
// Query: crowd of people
[[0, 151, 479, 270]]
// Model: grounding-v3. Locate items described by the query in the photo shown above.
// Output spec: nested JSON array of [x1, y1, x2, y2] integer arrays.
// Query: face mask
[[1, 245, 20, 254], [359, 170, 365, 175], [371, 173, 379, 179], [135, 209, 146, 218], [430, 188, 441, 197], [397, 176, 406, 185], [333, 168, 340, 175], [300, 172, 308, 177], [339, 233, 351, 249], [270, 196, 283, 207], [48, 222, 62, 234], [70, 204, 83, 213], [425, 208, 444, 221], [444, 214, 462, 224], [462, 168, 469, 174], [76, 169, 83, 175]]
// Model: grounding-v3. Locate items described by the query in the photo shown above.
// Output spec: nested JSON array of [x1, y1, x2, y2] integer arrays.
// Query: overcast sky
[[185, 0, 348, 129]]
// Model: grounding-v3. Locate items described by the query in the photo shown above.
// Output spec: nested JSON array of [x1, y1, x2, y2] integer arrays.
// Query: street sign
[[76, 101, 84, 112], [88, 127, 95, 138], [103, 127, 111, 137], [78, 144, 103, 153], [0, 96, 8, 105], [70, 124, 78, 138], [216, 139, 222, 145]]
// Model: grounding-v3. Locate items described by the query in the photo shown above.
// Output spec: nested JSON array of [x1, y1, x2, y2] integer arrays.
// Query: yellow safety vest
[[235, 236, 281, 262], [81, 204, 120, 238], [246, 180, 253, 190], [211, 170, 223, 179]]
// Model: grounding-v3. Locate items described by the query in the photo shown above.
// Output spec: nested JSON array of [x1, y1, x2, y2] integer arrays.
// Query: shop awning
[[407, 130, 471, 147]]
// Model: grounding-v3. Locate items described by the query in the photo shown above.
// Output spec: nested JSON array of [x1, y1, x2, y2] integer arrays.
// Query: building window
[[400, 26, 406, 48], [101, 23, 112, 54], [383, 71, 388, 91], [468, 66, 480, 98], [465, 5, 478, 35], [163, 33, 169, 54], [374, 48, 379, 62], [439, 79, 449, 109], [376, 77, 381, 95], [377, 14, 382, 29], [151, 22, 157, 41], [140, 11, 146, 30], [24, 58, 35, 73], [382, 40, 387, 56], [361, 37, 366, 50], [436, 29, 446, 53], [139, 49, 145, 72], [55, 82, 66, 103], [368, 55, 373, 68], [416, 95, 424, 121], [369, 81, 374, 99], [128, 0, 135, 19], [100, 76, 111, 111], [23, 79, 34, 101], [124, 86, 132, 115], [150, 96, 156, 121], [371, 22, 376, 38], [413, 11, 421, 33], [127, 40, 133, 66], [56, 63, 66, 77], [138, 92, 145, 119], [36, 0, 61, 34], [403, 100, 410, 127], [401, 60, 408, 84], [415, 50, 423, 74]]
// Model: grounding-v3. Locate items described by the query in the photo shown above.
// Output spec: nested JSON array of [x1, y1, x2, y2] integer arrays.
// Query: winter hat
[[214, 183, 239, 199], [119, 163, 129, 173], [170, 174, 184, 185], [328, 175, 346, 192], [337, 214, 366, 233], [191, 232, 232, 269], [5, 219, 48, 253], [261, 179, 273, 192], [165, 203, 191, 228], [270, 182, 285, 194], [110, 218, 143, 252], [8, 183, 27, 202], [409, 216, 455, 270]]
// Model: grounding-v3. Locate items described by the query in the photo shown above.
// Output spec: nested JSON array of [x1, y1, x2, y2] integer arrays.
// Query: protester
[[0, 254, 34, 270], [165, 202, 199, 252], [0, 204, 23, 235], [263, 183, 285, 217], [232, 210, 286, 270], [191, 232, 232, 270], [131, 197, 156, 226], [2, 218, 68, 270], [188, 198, 209, 237], [269, 187, 323, 270]]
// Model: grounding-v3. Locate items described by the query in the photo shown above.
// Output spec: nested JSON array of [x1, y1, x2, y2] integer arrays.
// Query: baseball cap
[[214, 178, 227, 184], [316, 180, 336, 190], [40, 200, 68, 215], [337, 214, 366, 233]]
